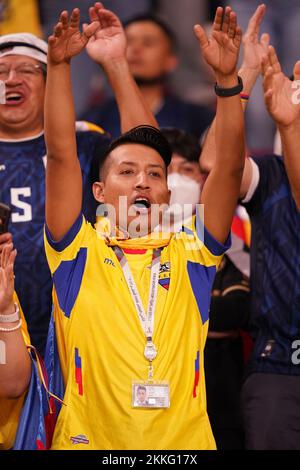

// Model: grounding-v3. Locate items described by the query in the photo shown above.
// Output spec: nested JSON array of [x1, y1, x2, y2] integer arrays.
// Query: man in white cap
[[0, 3, 157, 356]]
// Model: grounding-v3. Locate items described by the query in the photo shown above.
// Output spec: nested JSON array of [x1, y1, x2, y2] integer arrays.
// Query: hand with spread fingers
[[85, 2, 126, 66], [194, 6, 242, 79], [241, 4, 269, 74], [0, 241, 16, 314], [262, 46, 300, 127], [48, 8, 100, 64]]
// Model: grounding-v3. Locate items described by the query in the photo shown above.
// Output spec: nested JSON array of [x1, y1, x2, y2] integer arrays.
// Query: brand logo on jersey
[[104, 258, 115, 267], [70, 434, 89, 445], [0, 164, 6, 171]]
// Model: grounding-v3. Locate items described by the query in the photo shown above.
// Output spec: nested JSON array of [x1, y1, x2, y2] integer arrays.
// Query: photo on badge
[[132, 382, 170, 409]]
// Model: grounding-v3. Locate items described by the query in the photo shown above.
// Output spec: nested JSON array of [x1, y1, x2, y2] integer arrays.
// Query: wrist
[[215, 72, 239, 88], [0, 302, 15, 316], [102, 56, 129, 74], [239, 66, 259, 94]]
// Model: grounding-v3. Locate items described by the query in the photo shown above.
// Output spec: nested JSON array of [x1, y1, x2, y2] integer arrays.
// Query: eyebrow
[[119, 161, 165, 170]]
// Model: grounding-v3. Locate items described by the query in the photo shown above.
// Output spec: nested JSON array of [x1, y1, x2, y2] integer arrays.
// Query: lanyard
[[113, 247, 161, 375]]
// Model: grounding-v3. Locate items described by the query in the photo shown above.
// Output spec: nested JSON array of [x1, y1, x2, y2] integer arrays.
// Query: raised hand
[[262, 46, 300, 127], [194, 6, 242, 78], [48, 8, 100, 64], [242, 4, 269, 73], [0, 241, 16, 313], [85, 2, 126, 66]]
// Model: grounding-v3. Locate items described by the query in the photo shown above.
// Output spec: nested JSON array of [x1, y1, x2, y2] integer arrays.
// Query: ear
[[165, 53, 178, 74], [93, 181, 105, 204]]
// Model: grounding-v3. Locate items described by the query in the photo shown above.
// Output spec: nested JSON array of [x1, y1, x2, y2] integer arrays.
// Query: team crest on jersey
[[0, 164, 6, 171], [70, 434, 90, 445], [159, 262, 171, 290]]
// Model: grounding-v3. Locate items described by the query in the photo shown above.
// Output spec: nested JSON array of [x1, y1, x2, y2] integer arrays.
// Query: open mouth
[[5, 92, 24, 104], [133, 198, 151, 212]]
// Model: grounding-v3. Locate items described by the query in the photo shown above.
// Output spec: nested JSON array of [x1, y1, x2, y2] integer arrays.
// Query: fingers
[[261, 53, 270, 75], [83, 20, 101, 39], [263, 65, 275, 94], [268, 45, 281, 74], [194, 24, 209, 50], [222, 7, 231, 34], [234, 26, 243, 49], [98, 9, 122, 29], [260, 32, 270, 52], [246, 4, 266, 39], [228, 12, 237, 39], [70, 8, 80, 30], [213, 7, 224, 32], [1, 242, 13, 269], [0, 233, 12, 247], [293, 60, 300, 81]]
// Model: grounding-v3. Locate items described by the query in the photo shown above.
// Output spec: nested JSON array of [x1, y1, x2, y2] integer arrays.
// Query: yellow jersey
[[45, 214, 230, 450]]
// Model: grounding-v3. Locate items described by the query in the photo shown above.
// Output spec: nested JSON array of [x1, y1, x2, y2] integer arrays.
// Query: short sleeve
[[44, 214, 92, 275], [242, 155, 284, 216]]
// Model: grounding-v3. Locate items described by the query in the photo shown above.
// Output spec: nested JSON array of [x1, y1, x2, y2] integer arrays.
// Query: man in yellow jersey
[[0, 232, 31, 450], [43, 4, 245, 450]]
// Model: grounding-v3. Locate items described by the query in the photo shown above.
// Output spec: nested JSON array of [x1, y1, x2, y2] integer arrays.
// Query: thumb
[[293, 60, 300, 81], [194, 24, 209, 50]]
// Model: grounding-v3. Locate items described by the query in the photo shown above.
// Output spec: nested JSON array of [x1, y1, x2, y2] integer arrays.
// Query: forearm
[[201, 68, 254, 172], [279, 123, 300, 209], [0, 302, 31, 399], [103, 59, 158, 133], [216, 73, 245, 176], [44, 62, 77, 161]]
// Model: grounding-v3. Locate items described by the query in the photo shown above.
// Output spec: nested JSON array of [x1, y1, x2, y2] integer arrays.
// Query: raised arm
[[262, 46, 300, 209], [45, 9, 100, 240], [194, 7, 245, 244], [0, 240, 31, 399], [85, 3, 157, 132], [200, 4, 269, 198]]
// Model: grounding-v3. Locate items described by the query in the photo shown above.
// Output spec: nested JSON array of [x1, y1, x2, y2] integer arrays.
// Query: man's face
[[137, 388, 147, 403], [168, 154, 205, 185], [125, 21, 177, 81], [0, 55, 45, 134], [93, 144, 171, 236]]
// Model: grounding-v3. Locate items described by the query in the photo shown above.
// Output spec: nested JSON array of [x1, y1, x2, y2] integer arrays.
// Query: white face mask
[[167, 173, 201, 211]]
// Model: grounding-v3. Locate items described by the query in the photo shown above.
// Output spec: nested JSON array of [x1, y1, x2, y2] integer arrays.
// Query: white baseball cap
[[0, 33, 48, 65]]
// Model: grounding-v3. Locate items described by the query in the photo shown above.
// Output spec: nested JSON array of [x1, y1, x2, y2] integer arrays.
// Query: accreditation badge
[[132, 381, 170, 409]]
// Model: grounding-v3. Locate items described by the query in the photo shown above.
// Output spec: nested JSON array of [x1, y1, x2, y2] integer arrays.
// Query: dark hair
[[124, 14, 177, 53], [137, 386, 147, 393], [98, 125, 172, 179], [161, 128, 201, 163]]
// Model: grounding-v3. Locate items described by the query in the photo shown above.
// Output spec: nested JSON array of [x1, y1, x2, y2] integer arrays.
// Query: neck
[[0, 121, 44, 140], [138, 83, 164, 114]]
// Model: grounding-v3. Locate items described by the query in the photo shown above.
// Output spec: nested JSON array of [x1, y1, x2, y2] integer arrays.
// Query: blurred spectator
[[230, 0, 300, 153], [39, 1, 152, 115], [162, 128, 250, 450], [0, 0, 42, 36], [154, 0, 215, 106], [83, 15, 214, 138]]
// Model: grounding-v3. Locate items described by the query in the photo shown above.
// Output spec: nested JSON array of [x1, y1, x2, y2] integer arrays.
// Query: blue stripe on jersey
[[53, 248, 87, 319], [187, 262, 216, 325]]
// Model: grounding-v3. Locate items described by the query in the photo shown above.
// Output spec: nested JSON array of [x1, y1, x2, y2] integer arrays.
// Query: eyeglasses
[[0, 63, 45, 80]]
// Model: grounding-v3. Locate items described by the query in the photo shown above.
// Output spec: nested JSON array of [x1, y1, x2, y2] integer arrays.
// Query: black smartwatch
[[215, 76, 243, 97]]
